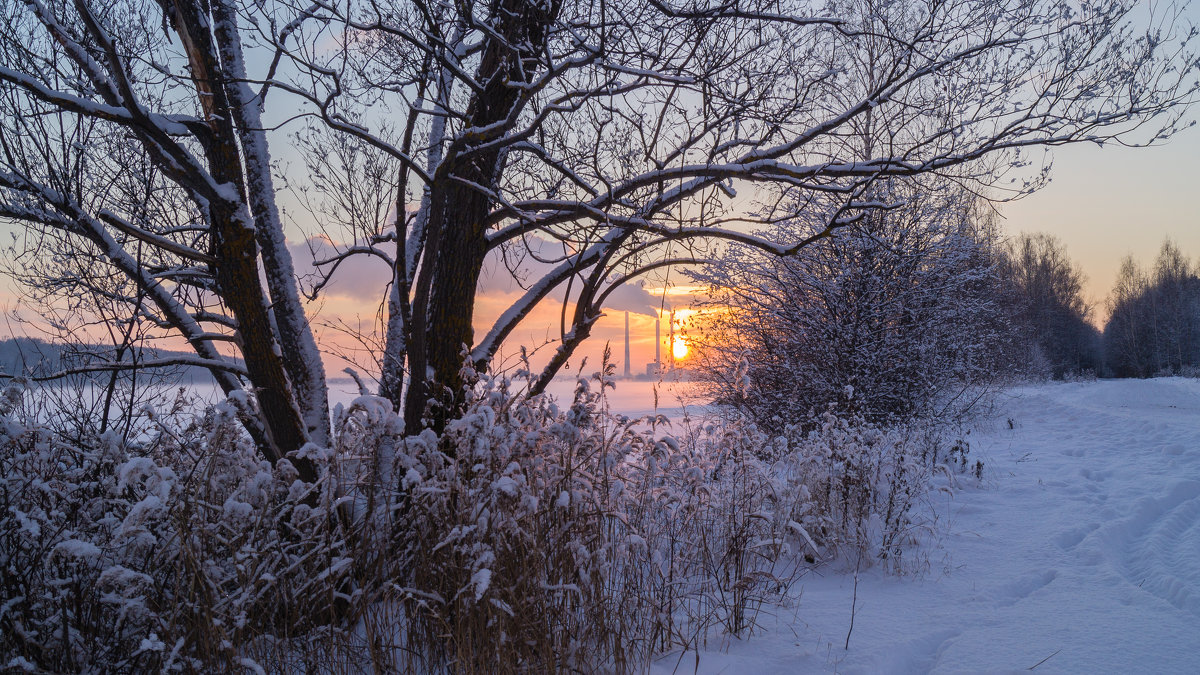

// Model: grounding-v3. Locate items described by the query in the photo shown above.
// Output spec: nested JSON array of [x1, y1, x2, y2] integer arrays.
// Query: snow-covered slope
[[652, 378, 1200, 674]]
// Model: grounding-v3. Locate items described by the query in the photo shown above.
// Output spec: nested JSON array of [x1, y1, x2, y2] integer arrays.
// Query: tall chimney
[[624, 311, 631, 378], [655, 317, 661, 366], [669, 309, 675, 368]]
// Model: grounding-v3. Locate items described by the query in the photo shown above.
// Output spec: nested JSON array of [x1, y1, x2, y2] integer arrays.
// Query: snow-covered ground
[[651, 378, 1200, 674]]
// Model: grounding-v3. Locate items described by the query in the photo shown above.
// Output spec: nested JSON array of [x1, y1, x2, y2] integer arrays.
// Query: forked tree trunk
[[401, 0, 562, 436]]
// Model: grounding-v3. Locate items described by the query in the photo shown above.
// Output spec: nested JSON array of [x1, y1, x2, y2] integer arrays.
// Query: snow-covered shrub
[[1, 382, 144, 671], [1, 372, 817, 672], [3, 368, 947, 672], [639, 414, 810, 640], [689, 190, 1018, 433], [769, 409, 937, 573]]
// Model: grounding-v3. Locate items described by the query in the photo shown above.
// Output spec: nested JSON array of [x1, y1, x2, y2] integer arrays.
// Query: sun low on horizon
[[672, 335, 689, 361]]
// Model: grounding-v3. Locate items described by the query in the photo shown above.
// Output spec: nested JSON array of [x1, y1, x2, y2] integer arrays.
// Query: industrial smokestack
[[655, 318, 661, 366], [624, 311, 631, 378], [668, 309, 675, 368]]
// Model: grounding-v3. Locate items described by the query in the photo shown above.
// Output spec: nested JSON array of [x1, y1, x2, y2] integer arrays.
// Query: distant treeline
[[1102, 241, 1200, 378], [1012, 237, 1200, 380], [0, 337, 221, 385]]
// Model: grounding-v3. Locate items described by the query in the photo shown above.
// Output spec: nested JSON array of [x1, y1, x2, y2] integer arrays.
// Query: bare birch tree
[[0, 0, 1196, 456]]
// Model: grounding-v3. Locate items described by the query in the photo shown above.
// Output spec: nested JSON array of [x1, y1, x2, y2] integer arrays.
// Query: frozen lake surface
[[324, 376, 708, 420]]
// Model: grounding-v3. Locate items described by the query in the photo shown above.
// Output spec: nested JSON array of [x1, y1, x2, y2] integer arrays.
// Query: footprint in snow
[[993, 569, 1059, 608]]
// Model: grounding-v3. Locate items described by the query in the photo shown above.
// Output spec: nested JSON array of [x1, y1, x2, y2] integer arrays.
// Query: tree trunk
[[170, 0, 317, 481], [209, 200, 313, 480], [400, 0, 561, 436], [212, 0, 330, 448], [403, 173, 491, 435]]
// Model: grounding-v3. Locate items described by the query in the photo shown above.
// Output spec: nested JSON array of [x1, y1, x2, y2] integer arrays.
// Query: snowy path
[[651, 378, 1200, 674]]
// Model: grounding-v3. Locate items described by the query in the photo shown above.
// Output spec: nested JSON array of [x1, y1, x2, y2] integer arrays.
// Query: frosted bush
[[386, 365, 814, 671], [770, 409, 939, 573]]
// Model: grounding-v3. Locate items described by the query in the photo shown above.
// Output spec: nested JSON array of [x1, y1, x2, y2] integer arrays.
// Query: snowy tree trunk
[[170, 0, 317, 479], [401, 0, 560, 436], [211, 0, 330, 448]]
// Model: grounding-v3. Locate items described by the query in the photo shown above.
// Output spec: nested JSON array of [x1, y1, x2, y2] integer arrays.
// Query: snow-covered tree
[[0, 0, 1196, 457], [689, 188, 1015, 429]]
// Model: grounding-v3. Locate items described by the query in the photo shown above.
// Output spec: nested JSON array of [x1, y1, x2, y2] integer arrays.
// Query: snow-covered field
[[650, 378, 1200, 674]]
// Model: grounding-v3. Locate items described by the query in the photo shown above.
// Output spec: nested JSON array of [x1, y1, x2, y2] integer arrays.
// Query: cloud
[[291, 235, 569, 311], [476, 236, 570, 296], [477, 237, 669, 317], [600, 281, 661, 316]]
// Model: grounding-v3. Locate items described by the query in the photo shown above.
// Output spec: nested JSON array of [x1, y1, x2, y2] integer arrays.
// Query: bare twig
[[1028, 649, 1062, 670]]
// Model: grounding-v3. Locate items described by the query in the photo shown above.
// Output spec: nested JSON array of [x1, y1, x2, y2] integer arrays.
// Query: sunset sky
[[2, 4, 1199, 384], [3, 121, 1198, 382], [529, 121, 1200, 378]]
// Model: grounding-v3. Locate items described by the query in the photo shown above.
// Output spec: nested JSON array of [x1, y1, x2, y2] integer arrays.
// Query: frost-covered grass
[[0, 385, 359, 672], [1, 368, 952, 672]]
